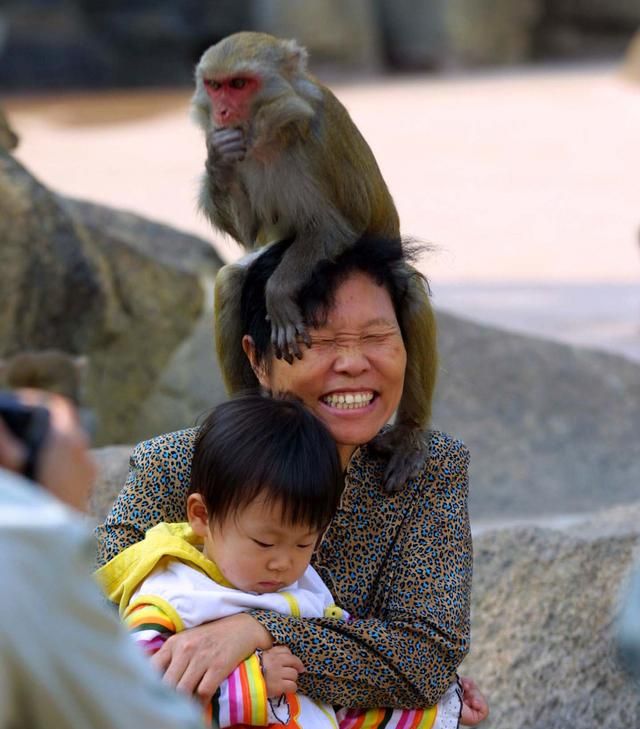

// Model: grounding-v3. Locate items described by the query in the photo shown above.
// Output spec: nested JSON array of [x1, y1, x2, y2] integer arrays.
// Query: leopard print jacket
[[95, 428, 472, 709]]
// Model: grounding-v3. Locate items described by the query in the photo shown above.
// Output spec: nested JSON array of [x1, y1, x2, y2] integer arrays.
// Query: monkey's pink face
[[202, 75, 261, 127], [251, 273, 407, 468]]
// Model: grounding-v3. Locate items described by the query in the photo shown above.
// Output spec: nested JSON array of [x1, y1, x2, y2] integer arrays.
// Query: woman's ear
[[187, 493, 210, 537], [242, 335, 270, 389]]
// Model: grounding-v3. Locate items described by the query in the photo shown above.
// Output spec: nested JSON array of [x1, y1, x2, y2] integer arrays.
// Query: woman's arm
[[251, 435, 472, 709], [96, 429, 471, 709], [126, 603, 278, 726], [94, 428, 197, 567]]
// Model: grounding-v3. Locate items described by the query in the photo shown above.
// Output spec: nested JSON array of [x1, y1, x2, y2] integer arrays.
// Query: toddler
[[97, 393, 462, 728]]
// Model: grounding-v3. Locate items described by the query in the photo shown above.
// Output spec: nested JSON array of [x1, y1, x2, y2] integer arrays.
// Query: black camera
[[0, 392, 50, 481]]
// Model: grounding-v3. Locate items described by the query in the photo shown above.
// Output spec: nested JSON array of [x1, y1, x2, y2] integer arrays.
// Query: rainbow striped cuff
[[216, 653, 269, 726]]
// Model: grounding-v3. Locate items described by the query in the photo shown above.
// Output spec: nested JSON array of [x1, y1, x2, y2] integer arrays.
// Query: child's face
[[189, 493, 322, 593]]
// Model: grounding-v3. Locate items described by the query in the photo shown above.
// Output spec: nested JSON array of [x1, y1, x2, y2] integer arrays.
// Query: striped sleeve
[[215, 653, 270, 727], [124, 601, 271, 727], [124, 602, 178, 656]]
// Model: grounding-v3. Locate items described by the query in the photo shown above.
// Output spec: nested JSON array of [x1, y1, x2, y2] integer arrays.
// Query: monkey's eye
[[230, 78, 247, 90], [205, 79, 221, 91]]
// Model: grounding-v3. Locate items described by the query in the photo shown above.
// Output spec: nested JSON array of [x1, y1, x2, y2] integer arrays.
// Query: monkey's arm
[[250, 436, 472, 708], [199, 128, 251, 245]]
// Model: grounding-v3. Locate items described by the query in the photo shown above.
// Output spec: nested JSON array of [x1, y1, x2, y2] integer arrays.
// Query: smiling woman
[[95, 235, 485, 726], [244, 269, 407, 466]]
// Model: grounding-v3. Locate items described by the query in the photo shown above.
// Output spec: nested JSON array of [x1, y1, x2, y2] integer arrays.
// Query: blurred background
[[2, 3, 640, 725], [2, 0, 639, 356]]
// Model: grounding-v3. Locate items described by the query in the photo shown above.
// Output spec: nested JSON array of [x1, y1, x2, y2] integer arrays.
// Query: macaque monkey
[[191, 32, 437, 491]]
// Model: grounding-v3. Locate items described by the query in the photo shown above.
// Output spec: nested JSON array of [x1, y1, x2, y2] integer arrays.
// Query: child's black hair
[[189, 392, 343, 531]]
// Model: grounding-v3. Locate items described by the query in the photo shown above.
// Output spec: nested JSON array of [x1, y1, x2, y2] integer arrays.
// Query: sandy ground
[[5, 62, 640, 360]]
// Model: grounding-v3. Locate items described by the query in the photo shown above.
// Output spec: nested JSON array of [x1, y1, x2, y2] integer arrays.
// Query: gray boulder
[[463, 504, 640, 728], [89, 445, 134, 524], [60, 198, 223, 277], [433, 311, 640, 522], [0, 150, 208, 445], [60, 199, 227, 439]]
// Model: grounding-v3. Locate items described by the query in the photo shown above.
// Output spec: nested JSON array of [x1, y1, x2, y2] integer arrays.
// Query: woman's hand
[[261, 645, 305, 698], [459, 676, 489, 726], [151, 613, 273, 702]]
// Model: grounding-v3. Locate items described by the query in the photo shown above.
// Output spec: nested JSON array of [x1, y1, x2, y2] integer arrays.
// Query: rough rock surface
[[463, 503, 640, 728], [61, 198, 223, 276], [60, 199, 227, 439], [89, 445, 134, 524], [433, 311, 640, 521], [0, 150, 206, 445]]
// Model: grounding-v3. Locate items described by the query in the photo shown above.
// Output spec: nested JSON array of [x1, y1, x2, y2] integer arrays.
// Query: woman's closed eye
[[307, 335, 335, 349], [362, 333, 392, 344]]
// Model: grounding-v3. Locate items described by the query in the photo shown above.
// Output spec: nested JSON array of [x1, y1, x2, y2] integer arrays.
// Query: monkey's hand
[[265, 280, 311, 364], [205, 127, 247, 182], [370, 425, 428, 493]]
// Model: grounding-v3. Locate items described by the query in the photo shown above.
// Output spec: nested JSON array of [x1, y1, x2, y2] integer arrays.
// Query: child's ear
[[187, 493, 210, 537]]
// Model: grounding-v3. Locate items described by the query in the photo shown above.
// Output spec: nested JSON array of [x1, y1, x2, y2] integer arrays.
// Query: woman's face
[[246, 272, 407, 466]]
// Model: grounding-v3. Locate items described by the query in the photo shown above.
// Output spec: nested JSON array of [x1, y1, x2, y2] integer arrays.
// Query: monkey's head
[[191, 32, 316, 132]]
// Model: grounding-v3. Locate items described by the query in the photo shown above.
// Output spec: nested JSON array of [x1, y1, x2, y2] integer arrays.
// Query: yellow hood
[[95, 522, 232, 613]]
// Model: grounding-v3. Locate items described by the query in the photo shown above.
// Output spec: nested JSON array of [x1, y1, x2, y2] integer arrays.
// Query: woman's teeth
[[322, 392, 374, 409]]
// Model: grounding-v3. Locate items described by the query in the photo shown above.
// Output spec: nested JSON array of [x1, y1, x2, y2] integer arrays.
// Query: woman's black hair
[[189, 392, 343, 531], [241, 234, 425, 368]]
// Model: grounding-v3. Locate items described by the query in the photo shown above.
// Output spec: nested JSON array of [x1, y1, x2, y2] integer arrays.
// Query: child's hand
[[261, 646, 305, 698], [459, 676, 489, 726]]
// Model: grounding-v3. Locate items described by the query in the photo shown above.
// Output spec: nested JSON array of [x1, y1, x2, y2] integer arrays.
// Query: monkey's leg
[[265, 217, 355, 362], [370, 271, 438, 492], [214, 260, 260, 394]]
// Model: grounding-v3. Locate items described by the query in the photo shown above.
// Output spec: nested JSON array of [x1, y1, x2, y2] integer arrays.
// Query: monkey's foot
[[369, 426, 428, 493], [270, 319, 312, 364], [265, 294, 312, 363]]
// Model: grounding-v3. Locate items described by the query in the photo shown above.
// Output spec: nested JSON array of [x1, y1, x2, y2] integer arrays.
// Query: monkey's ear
[[280, 39, 309, 76]]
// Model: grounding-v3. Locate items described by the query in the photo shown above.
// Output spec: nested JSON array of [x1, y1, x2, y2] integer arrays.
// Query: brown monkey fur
[[192, 32, 437, 491]]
